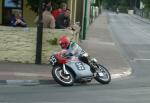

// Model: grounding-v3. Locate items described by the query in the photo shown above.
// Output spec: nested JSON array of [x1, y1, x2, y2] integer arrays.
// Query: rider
[[59, 36, 92, 83], [116, 8, 119, 14], [58, 35, 84, 58]]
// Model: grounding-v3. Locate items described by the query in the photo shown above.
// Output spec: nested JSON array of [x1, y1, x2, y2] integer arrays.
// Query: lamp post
[[83, 0, 88, 40], [35, 0, 43, 64]]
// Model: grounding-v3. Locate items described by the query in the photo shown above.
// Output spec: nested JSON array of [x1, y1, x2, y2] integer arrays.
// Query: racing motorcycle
[[49, 50, 111, 86]]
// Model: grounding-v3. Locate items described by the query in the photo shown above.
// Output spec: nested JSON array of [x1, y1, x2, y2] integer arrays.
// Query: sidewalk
[[0, 62, 55, 85], [0, 13, 132, 85]]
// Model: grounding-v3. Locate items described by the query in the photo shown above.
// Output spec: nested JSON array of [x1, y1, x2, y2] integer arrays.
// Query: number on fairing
[[50, 56, 57, 65], [75, 62, 85, 71]]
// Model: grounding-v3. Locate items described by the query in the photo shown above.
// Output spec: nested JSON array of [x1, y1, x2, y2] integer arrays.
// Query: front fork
[[89, 62, 102, 77], [62, 64, 70, 75]]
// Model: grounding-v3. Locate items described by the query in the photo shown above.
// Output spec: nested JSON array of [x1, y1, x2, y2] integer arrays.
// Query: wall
[[0, 26, 36, 63], [76, 0, 83, 24], [0, 26, 79, 64], [0, 0, 2, 24]]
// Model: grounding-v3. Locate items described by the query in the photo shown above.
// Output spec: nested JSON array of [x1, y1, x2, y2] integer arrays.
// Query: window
[[2, 0, 23, 25], [4, 0, 22, 8]]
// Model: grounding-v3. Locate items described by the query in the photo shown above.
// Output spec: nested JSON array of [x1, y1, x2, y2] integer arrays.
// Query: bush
[[26, 0, 68, 13], [47, 38, 58, 45], [118, 6, 128, 13]]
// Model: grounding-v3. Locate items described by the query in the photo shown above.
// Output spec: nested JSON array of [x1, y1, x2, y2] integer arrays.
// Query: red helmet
[[59, 35, 70, 49]]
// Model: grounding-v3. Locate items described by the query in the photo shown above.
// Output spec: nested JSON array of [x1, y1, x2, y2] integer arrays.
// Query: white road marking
[[132, 58, 150, 61]]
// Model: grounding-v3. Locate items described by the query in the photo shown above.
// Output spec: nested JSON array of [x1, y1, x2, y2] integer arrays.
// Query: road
[[0, 12, 150, 103], [108, 12, 150, 84]]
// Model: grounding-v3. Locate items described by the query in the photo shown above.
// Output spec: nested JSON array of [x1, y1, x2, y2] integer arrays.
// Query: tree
[[142, 0, 150, 11], [102, 0, 121, 11], [94, 0, 103, 7], [26, 0, 68, 13], [102, 0, 139, 12]]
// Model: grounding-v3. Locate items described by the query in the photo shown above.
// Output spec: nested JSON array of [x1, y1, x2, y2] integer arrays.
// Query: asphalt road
[[0, 12, 150, 103], [108, 12, 150, 82]]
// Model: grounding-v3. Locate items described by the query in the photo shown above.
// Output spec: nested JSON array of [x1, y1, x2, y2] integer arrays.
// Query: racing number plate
[[75, 62, 85, 71], [50, 55, 57, 65]]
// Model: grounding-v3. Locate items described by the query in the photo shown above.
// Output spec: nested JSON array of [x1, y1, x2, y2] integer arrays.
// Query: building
[[0, 0, 37, 26], [0, 0, 83, 26], [0, 0, 98, 39]]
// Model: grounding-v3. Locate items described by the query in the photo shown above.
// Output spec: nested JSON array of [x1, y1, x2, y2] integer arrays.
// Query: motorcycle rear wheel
[[52, 66, 74, 86], [94, 64, 111, 84]]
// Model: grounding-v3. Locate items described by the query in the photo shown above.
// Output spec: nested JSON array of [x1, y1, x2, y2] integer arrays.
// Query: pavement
[[0, 13, 132, 85]]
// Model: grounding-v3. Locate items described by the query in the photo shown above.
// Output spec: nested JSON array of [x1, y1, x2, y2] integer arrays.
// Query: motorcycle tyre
[[94, 64, 111, 84], [52, 66, 75, 86]]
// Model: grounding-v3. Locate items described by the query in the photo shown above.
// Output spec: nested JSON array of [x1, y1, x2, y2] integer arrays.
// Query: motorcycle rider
[[116, 8, 119, 14], [59, 35, 84, 57], [58, 35, 97, 84]]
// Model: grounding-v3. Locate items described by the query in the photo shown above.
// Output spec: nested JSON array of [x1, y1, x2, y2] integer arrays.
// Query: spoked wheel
[[94, 64, 111, 84], [52, 66, 74, 86]]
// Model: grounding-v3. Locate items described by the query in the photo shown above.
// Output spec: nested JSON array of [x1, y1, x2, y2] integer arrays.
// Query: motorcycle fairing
[[66, 61, 93, 79]]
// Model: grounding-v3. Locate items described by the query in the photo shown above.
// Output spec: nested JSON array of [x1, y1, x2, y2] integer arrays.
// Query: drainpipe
[[68, 0, 73, 22], [82, 0, 88, 40], [73, 0, 77, 24]]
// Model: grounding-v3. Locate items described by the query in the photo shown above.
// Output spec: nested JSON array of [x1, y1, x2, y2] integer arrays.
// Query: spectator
[[51, 2, 67, 20], [34, 6, 55, 29], [55, 9, 70, 29], [42, 6, 55, 28], [10, 12, 27, 27]]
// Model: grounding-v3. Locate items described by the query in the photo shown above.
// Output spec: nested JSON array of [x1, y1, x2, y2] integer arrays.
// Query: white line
[[133, 58, 150, 61]]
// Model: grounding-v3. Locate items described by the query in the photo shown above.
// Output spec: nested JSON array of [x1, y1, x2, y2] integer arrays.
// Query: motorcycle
[[116, 8, 119, 14], [49, 50, 111, 86]]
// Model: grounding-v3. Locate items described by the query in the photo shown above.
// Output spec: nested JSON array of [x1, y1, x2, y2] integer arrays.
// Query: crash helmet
[[59, 35, 70, 49]]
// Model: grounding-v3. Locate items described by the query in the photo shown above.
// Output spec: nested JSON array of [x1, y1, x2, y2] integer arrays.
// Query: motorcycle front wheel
[[52, 66, 74, 86], [94, 64, 111, 84]]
